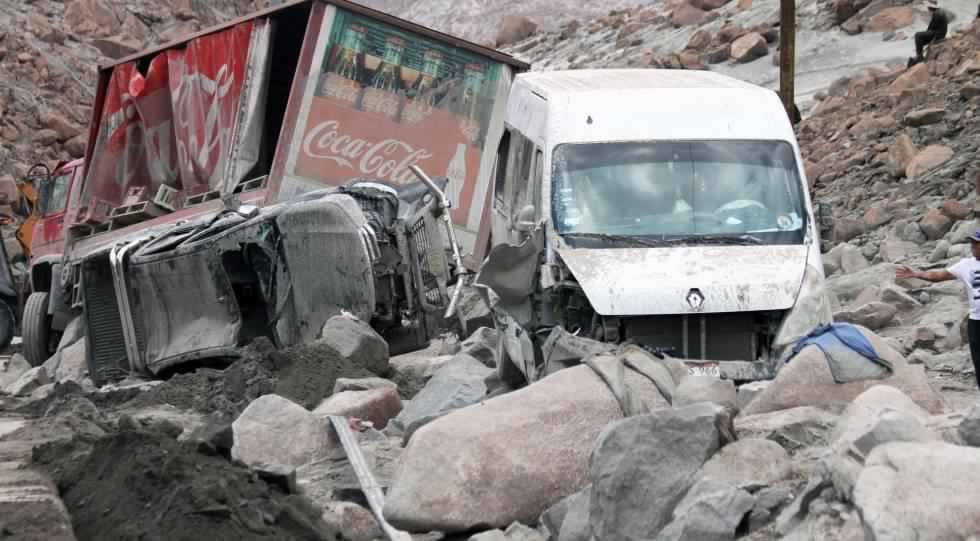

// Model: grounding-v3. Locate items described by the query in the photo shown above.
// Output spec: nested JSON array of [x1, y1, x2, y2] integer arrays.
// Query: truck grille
[[410, 214, 444, 306], [82, 255, 129, 385], [623, 312, 775, 361]]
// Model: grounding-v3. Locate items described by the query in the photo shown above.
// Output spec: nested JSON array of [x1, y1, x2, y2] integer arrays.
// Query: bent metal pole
[[779, 0, 796, 118]]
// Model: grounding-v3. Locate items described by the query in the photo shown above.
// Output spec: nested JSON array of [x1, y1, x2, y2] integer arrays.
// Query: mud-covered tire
[[0, 300, 13, 353], [23, 291, 51, 367]]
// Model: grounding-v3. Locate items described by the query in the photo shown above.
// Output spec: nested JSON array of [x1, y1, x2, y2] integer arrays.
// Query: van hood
[[556, 245, 809, 316]]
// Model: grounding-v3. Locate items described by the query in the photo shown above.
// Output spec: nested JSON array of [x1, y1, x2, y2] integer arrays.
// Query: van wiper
[[668, 234, 765, 245], [561, 232, 669, 248]]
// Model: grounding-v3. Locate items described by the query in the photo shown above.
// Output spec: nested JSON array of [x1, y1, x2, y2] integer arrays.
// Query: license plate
[[687, 363, 721, 377]]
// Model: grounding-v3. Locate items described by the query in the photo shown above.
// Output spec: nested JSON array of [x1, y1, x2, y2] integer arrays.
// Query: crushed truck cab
[[477, 69, 834, 384], [57, 0, 528, 384]]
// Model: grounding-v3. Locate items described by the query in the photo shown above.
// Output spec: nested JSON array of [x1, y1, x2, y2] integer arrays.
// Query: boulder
[[730, 32, 768, 63], [313, 386, 402, 429], [590, 403, 734, 541], [0, 354, 30, 391], [686, 29, 713, 51], [941, 199, 971, 221], [826, 385, 936, 496], [835, 243, 870, 273], [854, 442, 980, 540], [390, 353, 491, 441], [383, 351, 674, 533], [701, 438, 792, 487], [959, 403, 980, 447], [736, 381, 770, 411], [54, 339, 87, 383], [656, 478, 755, 541], [671, 4, 708, 27], [231, 394, 335, 471], [540, 487, 591, 541], [864, 6, 915, 32], [740, 327, 944, 416], [887, 133, 917, 177], [920, 208, 953, 240], [319, 313, 389, 375], [322, 502, 384, 541], [833, 0, 872, 23], [495, 15, 538, 47], [904, 107, 946, 127], [4, 366, 50, 397], [459, 327, 499, 367], [674, 376, 737, 411], [888, 63, 930, 93], [834, 302, 896, 330], [906, 145, 953, 180], [878, 239, 916, 263]]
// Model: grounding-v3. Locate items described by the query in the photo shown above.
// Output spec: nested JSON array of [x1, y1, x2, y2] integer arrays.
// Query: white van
[[476, 68, 834, 383]]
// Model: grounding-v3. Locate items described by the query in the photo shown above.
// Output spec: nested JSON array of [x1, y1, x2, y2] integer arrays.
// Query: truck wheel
[[23, 292, 51, 367], [0, 300, 13, 352]]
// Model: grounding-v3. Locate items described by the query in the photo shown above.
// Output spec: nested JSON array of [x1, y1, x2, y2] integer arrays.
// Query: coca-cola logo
[[301, 120, 434, 184]]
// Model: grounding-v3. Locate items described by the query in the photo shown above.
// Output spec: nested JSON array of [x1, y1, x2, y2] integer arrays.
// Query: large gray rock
[[826, 385, 936, 497], [54, 339, 88, 384], [854, 442, 980, 540], [558, 489, 591, 541], [4, 366, 50, 397], [736, 381, 770, 411], [391, 353, 492, 441], [701, 438, 791, 487], [655, 478, 755, 541], [383, 352, 673, 533], [833, 243, 870, 274], [590, 403, 734, 541], [959, 403, 980, 447], [674, 376, 737, 411], [459, 327, 499, 367], [321, 501, 384, 541], [741, 326, 945, 416], [332, 377, 398, 394], [540, 486, 589, 540], [833, 301, 897, 330], [0, 354, 30, 391], [319, 313, 389, 375], [232, 394, 335, 471], [735, 407, 841, 451]]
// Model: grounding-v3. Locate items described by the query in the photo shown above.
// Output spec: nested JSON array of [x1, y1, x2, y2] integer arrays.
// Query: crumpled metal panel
[[274, 193, 374, 346], [556, 245, 808, 316], [127, 244, 241, 374]]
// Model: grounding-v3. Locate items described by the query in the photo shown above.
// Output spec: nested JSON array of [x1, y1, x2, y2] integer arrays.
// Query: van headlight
[[772, 263, 833, 359]]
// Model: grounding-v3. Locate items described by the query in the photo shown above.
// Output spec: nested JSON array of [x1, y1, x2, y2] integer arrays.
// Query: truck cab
[[21, 158, 84, 366], [478, 69, 834, 384]]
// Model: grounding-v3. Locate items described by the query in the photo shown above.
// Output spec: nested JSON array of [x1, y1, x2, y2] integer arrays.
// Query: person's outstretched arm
[[896, 265, 956, 282]]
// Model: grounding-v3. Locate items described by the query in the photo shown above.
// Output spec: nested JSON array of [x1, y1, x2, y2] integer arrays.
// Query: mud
[[34, 425, 344, 541], [120, 338, 377, 421]]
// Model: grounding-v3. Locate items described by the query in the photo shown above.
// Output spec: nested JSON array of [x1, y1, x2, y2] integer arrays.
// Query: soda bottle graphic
[[446, 143, 467, 210]]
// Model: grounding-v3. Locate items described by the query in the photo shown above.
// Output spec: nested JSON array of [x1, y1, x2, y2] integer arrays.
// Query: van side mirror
[[816, 202, 834, 229], [514, 204, 537, 233]]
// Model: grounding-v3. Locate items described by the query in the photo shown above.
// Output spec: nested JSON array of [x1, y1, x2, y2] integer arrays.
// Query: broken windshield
[[551, 140, 807, 246]]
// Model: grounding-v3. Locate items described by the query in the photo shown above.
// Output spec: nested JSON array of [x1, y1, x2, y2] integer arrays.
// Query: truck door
[[32, 164, 77, 259], [491, 129, 535, 247]]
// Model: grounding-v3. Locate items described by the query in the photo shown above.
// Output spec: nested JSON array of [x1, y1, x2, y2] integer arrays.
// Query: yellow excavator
[[0, 163, 49, 263]]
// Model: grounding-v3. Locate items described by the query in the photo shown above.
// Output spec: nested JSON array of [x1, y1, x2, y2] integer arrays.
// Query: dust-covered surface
[[119, 338, 376, 421], [33, 426, 342, 541]]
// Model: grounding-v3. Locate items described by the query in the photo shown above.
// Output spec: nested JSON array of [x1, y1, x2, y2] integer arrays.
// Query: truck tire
[[0, 300, 13, 352], [23, 291, 51, 367]]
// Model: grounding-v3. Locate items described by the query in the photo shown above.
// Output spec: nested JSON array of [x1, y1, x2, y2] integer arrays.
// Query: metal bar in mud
[[327, 416, 411, 541]]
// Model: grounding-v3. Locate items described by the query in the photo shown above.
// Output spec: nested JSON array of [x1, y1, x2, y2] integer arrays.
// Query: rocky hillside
[[0, 0, 265, 194], [495, 0, 978, 111]]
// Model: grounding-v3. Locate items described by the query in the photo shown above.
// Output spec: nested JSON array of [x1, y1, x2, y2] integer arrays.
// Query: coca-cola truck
[[56, 0, 529, 385]]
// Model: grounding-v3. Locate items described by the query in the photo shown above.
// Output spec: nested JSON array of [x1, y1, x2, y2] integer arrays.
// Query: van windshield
[[551, 140, 807, 246]]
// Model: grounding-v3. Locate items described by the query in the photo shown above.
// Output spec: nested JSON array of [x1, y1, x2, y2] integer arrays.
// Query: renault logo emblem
[[686, 288, 705, 310]]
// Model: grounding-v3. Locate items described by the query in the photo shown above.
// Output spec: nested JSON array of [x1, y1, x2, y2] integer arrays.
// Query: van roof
[[516, 68, 768, 98]]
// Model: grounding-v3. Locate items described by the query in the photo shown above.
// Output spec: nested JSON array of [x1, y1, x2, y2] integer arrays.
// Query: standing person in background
[[896, 230, 980, 389]]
